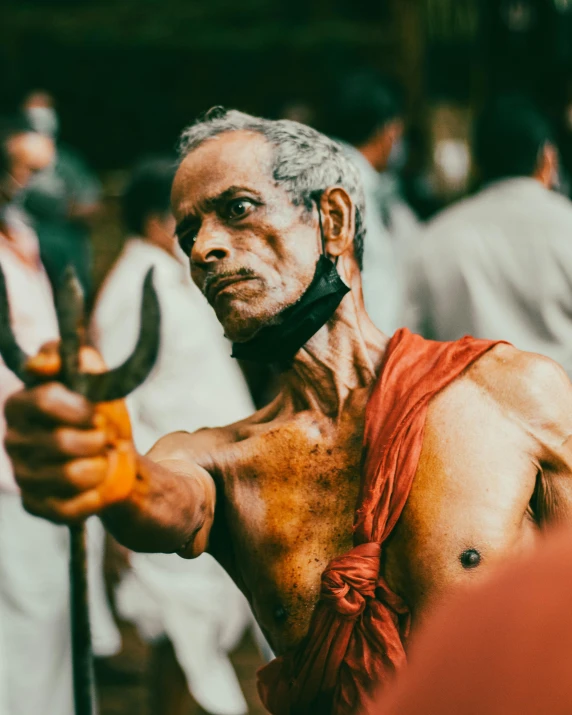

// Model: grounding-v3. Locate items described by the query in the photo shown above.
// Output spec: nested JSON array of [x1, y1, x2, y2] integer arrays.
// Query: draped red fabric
[[257, 328, 502, 715]]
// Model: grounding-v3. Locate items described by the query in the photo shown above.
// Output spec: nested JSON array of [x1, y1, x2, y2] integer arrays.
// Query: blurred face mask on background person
[[25, 106, 59, 139]]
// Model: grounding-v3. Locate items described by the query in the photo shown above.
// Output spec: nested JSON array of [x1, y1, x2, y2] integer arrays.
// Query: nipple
[[273, 605, 288, 623], [460, 549, 481, 569]]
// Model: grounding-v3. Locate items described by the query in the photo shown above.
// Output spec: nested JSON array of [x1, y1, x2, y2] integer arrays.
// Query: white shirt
[[403, 178, 572, 376], [343, 146, 403, 336], [90, 239, 254, 453], [0, 207, 59, 493]]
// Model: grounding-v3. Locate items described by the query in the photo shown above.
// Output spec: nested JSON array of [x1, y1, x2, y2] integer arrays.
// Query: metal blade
[[0, 262, 32, 384], [82, 267, 160, 402]]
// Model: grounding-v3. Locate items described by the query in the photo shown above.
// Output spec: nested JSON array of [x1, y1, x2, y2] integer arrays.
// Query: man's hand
[[4, 342, 137, 524]]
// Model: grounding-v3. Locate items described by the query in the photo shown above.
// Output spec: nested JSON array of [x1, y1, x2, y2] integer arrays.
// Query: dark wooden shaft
[[69, 524, 94, 715]]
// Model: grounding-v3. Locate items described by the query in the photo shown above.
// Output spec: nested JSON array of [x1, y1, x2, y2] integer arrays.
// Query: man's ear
[[318, 186, 355, 261]]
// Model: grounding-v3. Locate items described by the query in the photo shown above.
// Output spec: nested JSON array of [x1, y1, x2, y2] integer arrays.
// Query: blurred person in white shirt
[[90, 158, 257, 715], [403, 95, 572, 378], [0, 116, 72, 715], [0, 116, 121, 715]]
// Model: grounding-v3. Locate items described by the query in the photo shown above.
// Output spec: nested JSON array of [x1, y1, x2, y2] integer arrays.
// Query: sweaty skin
[[6, 130, 572, 657]]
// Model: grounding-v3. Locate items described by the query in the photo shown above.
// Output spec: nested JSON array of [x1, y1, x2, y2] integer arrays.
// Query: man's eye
[[178, 231, 197, 256], [226, 199, 254, 219]]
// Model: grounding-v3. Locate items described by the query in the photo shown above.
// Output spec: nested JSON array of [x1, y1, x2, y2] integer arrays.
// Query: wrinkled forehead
[[171, 130, 277, 218]]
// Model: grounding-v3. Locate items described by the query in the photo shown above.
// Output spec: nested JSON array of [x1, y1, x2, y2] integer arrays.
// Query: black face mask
[[231, 209, 350, 367]]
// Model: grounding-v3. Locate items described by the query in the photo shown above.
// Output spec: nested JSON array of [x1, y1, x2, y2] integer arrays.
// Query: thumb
[[25, 342, 108, 378], [25, 341, 61, 378]]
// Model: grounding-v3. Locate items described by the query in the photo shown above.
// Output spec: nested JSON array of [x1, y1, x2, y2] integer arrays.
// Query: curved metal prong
[[83, 268, 160, 402], [0, 262, 33, 384]]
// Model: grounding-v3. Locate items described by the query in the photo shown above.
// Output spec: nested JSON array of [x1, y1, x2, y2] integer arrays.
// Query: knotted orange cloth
[[257, 328, 502, 715]]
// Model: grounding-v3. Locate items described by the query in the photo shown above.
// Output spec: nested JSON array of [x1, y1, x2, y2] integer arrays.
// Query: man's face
[[171, 131, 321, 342], [1, 132, 55, 202]]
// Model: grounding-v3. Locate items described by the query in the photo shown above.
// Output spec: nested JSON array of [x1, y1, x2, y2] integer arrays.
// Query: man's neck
[[285, 276, 389, 417]]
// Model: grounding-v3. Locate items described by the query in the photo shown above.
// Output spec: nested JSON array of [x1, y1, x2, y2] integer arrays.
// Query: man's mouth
[[205, 275, 257, 303]]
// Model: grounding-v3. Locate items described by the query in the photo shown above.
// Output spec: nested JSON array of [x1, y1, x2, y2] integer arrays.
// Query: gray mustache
[[202, 267, 258, 296]]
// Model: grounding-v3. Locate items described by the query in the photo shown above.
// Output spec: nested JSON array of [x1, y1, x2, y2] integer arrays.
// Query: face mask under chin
[[231, 254, 350, 367]]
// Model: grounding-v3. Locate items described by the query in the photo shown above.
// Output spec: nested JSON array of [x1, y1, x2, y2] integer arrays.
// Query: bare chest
[[206, 375, 543, 652], [209, 409, 365, 653]]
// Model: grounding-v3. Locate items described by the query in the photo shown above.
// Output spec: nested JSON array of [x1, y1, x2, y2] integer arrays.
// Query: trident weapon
[[0, 264, 161, 715]]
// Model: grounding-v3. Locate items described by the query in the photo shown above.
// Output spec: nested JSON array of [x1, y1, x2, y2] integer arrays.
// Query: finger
[[5, 383, 95, 430], [79, 346, 107, 374], [22, 488, 105, 525], [5, 426, 108, 461], [25, 343, 108, 379], [25, 341, 61, 378], [14, 456, 108, 497]]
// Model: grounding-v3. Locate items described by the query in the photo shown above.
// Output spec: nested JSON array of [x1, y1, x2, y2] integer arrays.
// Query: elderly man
[[6, 108, 572, 715]]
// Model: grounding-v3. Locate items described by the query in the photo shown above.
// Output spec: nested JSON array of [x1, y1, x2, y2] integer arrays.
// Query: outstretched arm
[[5, 378, 217, 558]]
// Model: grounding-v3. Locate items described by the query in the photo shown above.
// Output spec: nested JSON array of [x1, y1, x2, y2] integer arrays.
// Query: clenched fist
[[5, 342, 138, 524]]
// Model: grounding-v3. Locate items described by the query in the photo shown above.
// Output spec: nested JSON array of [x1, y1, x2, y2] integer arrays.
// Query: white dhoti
[[86, 518, 122, 659], [0, 607, 9, 715], [0, 496, 121, 715], [0, 494, 74, 715], [116, 552, 252, 715]]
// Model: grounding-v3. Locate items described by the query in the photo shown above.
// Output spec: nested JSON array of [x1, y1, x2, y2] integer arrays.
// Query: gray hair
[[178, 107, 366, 268]]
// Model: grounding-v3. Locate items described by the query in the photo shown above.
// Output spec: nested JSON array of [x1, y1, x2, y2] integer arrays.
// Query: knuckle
[[39, 340, 59, 355], [23, 494, 77, 525], [21, 495, 45, 519], [4, 392, 19, 414], [4, 428, 21, 451], [52, 500, 78, 522], [4, 390, 26, 423], [53, 427, 73, 454], [63, 460, 83, 484], [12, 462, 29, 481], [65, 457, 107, 489], [35, 384, 57, 414]]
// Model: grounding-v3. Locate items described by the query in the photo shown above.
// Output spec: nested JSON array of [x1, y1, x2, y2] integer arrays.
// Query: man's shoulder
[[146, 396, 280, 468], [468, 342, 566, 385], [536, 187, 572, 224], [463, 344, 572, 439], [425, 183, 572, 237]]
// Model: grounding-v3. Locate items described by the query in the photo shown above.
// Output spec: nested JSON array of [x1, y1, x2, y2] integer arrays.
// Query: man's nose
[[192, 222, 232, 266]]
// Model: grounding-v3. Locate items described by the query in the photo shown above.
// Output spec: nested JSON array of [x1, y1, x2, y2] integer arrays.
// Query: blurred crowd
[[2, 68, 572, 715]]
